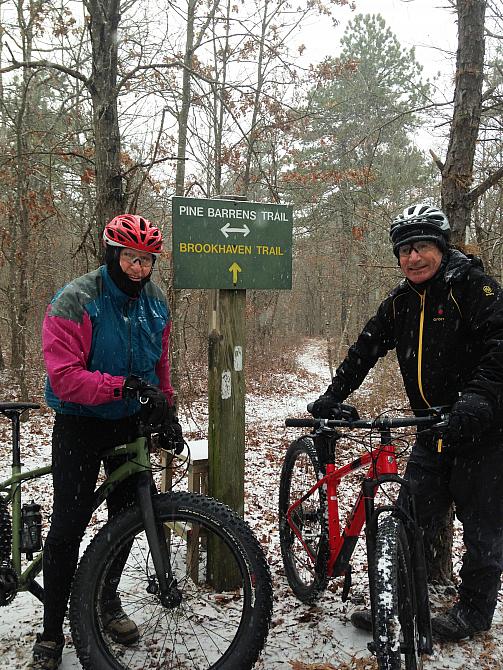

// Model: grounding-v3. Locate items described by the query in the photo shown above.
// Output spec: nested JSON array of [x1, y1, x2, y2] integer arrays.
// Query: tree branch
[[429, 148, 445, 172], [469, 165, 503, 202], [0, 50, 89, 87]]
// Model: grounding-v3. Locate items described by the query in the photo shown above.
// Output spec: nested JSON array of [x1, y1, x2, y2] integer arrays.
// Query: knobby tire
[[372, 513, 422, 670], [279, 437, 329, 603], [70, 491, 273, 670]]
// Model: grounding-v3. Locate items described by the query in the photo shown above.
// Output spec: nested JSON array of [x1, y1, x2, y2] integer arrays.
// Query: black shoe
[[431, 604, 490, 641], [101, 597, 140, 645], [29, 634, 64, 669], [350, 608, 372, 632]]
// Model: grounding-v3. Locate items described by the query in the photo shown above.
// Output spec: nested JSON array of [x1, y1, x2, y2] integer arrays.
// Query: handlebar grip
[[285, 418, 315, 428]]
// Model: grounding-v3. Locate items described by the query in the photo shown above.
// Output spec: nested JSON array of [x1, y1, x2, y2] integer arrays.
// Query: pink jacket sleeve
[[42, 305, 125, 405], [157, 320, 175, 407]]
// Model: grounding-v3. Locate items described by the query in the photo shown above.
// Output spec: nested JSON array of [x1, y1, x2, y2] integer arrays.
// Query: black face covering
[[105, 246, 154, 298]]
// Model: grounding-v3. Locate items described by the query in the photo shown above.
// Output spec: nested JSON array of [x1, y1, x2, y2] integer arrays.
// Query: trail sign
[[172, 196, 293, 289]]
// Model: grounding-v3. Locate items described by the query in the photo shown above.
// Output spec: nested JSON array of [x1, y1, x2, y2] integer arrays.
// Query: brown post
[[207, 196, 246, 590]]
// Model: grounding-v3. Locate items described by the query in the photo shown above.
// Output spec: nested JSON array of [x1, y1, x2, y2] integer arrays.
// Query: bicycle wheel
[[372, 513, 422, 670], [70, 491, 273, 670], [279, 436, 329, 603]]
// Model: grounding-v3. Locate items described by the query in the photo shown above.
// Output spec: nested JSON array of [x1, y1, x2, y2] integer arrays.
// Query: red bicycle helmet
[[103, 214, 163, 254]]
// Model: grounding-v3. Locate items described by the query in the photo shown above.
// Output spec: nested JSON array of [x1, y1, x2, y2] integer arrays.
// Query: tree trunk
[[432, 0, 487, 584], [86, 0, 125, 238], [169, 0, 197, 402], [441, 0, 486, 246]]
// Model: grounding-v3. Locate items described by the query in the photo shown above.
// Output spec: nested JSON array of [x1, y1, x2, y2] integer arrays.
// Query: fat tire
[[70, 491, 273, 670], [372, 513, 422, 670], [279, 437, 329, 603]]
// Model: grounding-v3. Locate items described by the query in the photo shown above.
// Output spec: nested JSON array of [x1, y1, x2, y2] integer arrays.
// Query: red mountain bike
[[279, 408, 447, 670]]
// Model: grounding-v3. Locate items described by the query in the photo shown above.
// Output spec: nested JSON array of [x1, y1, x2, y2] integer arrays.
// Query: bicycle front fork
[[136, 472, 181, 608]]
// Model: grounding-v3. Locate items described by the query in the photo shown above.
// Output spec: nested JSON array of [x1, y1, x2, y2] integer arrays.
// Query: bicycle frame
[[286, 428, 401, 579], [0, 403, 156, 601]]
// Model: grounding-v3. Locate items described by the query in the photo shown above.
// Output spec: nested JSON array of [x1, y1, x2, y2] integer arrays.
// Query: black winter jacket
[[329, 250, 503, 448]]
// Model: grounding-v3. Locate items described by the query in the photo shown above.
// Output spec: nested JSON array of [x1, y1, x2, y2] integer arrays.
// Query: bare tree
[[435, 0, 503, 245]]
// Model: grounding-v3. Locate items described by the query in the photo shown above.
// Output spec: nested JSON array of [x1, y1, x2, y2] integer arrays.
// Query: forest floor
[[0, 338, 502, 669]]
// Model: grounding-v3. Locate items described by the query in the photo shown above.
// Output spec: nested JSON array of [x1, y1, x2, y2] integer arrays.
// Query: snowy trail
[[1, 338, 502, 669]]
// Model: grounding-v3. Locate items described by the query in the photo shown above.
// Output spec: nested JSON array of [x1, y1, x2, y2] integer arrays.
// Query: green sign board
[[172, 196, 292, 289]]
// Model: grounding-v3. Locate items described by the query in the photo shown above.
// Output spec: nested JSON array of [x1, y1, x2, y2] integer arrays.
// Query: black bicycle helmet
[[390, 204, 450, 257]]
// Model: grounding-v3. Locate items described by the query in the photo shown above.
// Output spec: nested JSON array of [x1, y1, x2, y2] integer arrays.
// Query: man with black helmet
[[311, 204, 503, 642]]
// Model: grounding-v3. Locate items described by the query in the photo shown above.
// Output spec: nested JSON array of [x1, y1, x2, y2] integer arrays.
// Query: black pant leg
[[42, 415, 103, 641], [401, 443, 454, 575], [451, 449, 503, 625], [42, 413, 140, 640]]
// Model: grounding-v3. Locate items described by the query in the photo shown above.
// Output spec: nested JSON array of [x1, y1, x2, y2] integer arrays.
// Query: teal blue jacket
[[43, 266, 173, 419]]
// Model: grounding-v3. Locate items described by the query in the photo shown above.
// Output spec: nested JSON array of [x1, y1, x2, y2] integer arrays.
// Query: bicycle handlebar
[[285, 413, 449, 431]]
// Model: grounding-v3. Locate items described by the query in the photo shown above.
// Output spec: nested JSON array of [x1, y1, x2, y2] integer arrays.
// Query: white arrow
[[220, 223, 250, 238]]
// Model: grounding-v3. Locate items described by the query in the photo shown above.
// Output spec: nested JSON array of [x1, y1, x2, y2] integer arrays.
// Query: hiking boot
[[29, 634, 63, 669], [431, 603, 490, 641], [101, 602, 140, 645], [350, 608, 372, 632]]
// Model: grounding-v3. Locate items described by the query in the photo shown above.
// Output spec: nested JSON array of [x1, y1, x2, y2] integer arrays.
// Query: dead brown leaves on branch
[[311, 58, 359, 83]]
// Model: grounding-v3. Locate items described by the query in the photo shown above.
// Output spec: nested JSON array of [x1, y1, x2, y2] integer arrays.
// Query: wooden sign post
[[172, 195, 292, 589]]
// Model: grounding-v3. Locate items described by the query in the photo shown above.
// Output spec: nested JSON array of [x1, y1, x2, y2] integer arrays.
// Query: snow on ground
[[1, 338, 502, 669]]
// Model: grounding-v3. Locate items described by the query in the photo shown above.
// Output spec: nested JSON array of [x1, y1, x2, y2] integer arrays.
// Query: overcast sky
[[299, 0, 458, 92], [295, 0, 459, 153]]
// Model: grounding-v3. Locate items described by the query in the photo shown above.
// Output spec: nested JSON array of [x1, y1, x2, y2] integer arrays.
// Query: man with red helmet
[[32, 215, 183, 669]]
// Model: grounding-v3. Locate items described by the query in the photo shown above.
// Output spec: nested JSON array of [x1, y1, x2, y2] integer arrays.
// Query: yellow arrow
[[229, 262, 242, 285]]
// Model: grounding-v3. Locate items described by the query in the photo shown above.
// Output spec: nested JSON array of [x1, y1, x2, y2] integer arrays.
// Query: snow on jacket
[[329, 249, 503, 446], [43, 265, 173, 420]]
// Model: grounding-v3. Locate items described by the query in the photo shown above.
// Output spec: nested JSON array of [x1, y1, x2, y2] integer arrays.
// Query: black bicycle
[[0, 401, 273, 669]]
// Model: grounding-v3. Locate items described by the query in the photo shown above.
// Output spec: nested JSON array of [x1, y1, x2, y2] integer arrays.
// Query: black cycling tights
[[41, 413, 140, 643]]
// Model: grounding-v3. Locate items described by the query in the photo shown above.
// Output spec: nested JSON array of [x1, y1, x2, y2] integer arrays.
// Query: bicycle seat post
[[2, 409, 23, 468]]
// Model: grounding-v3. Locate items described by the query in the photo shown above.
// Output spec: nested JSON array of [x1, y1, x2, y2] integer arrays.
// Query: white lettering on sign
[[208, 207, 257, 220], [179, 205, 204, 217], [234, 346, 243, 371], [221, 371, 232, 399], [177, 204, 289, 222], [260, 211, 289, 221]]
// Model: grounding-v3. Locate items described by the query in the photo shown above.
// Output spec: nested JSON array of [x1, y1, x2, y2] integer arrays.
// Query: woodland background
[[0, 0, 502, 408]]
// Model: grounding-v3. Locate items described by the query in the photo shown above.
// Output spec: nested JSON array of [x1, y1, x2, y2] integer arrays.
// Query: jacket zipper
[[124, 301, 133, 374], [417, 291, 431, 408]]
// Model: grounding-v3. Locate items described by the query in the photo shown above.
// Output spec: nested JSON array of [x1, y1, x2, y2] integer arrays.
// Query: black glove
[[309, 389, 341, 419], [310, 393, 359, 421], [158, 417, 184, 455], [123, 375, 169, 431], [443, 392, 493, 449]]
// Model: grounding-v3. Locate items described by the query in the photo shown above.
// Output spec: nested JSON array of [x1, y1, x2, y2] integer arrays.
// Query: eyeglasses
[[398, 241, 437, 257], [120, 249, 154, 268]]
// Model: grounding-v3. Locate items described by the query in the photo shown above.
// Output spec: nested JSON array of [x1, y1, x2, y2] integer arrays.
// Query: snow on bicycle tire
[[372, 513, 422, 670], [69, 491, 273, 670]]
